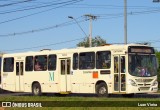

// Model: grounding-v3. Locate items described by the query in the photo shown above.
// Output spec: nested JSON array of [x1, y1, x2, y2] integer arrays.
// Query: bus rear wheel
[[32, 83, 42, 96], [96, 83, 108, 97]]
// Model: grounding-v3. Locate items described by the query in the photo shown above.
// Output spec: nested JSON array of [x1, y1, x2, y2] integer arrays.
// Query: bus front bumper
[[127, 84, 158, 94]]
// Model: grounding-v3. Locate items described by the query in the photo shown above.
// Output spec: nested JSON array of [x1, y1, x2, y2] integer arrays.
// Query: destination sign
[[128, 46, 154, 54]]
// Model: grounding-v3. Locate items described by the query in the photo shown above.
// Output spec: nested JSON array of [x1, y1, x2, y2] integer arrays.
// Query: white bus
[[0, 44, 158, 97]]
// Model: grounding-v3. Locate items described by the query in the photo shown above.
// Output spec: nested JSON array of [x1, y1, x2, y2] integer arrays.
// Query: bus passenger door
[[15, 61, 24, 92], [59, 58, 71, 93], [113, 55, 126, 93]]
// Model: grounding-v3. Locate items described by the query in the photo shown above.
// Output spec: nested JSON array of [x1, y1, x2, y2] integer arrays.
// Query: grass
[[0, 95, 160, 101], [0, 95, 159, 110]]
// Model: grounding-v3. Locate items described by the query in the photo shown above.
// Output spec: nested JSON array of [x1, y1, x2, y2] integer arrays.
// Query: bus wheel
[[32, 83, 42, 96], [96, 83, 108, 97]]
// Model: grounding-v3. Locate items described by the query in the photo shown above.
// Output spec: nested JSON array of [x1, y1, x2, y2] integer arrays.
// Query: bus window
[[16, 62, 24, 75], [20, 62, 23, 75], [73, 53, 78, 70], [96, 51, 111, 69], [61, 60, 65, 75], [114, 57, 119, 73], [67, 59, 71, 74], [48, 54, 57, 71], [16, 62, 19, 75], [79, 52, 95, 69], [121, 56, 125, 73], [25, 56, 33, 71], [34, 55, 47, 71], [3, 57, 14, 72]]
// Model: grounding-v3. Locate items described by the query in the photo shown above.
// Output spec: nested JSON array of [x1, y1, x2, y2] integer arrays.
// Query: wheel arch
[[31, 81, 42, 96], [95, 80, 108, 92], [31, 81, 42, 91]]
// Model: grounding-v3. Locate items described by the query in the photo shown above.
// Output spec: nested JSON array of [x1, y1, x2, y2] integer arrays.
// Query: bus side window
[[3, 57, 14, 72], [114, 57, 119, 73], [96, 51, 111, 69], [25, 56, 33, 71], [34, 55, 47, 71], [16, 62, 19, 75], [48, 54, 57, 71], [121, 56, 125, 73], [73, 53, 78, 70], [79, 52, 95, 69]]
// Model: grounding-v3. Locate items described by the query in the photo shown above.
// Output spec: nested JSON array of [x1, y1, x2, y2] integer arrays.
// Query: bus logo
[[49, 72, 54, 81]]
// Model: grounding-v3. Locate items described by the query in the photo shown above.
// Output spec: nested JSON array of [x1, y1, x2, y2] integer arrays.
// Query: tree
[[77, 36, 106, 47]]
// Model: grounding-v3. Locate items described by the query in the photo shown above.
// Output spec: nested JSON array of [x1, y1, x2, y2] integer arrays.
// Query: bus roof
[[2, 43, 152, 57]]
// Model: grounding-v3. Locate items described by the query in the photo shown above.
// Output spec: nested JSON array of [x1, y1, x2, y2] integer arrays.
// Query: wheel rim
[[99, 87, 106, 94], [34, 86, 39, 95]]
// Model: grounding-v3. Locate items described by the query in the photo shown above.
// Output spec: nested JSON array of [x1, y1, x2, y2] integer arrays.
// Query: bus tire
[[96, 83, 108, 97], [32, 83, 42, 96]]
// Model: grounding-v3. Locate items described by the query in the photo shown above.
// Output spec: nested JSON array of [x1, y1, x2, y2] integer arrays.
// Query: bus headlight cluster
[[128, 79, 137, 86], [152, 80, 158, 86]]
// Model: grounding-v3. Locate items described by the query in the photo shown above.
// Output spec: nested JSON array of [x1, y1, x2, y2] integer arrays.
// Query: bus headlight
[[152, 80, 158, 86], [128, 79, 137, 86]]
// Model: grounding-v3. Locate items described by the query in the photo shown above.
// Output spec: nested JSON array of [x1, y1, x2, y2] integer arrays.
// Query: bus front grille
[[139, 87, 150, 91]]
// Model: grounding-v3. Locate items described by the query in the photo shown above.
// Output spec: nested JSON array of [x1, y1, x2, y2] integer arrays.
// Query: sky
[[0, 0, 160, 53]]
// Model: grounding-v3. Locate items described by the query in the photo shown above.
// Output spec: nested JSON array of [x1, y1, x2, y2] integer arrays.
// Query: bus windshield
[[129, 54, 157, 77]]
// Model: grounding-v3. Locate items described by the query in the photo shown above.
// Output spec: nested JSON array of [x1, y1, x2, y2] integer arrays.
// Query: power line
[[1, 3, 160, 15], [0, 0, 23, 1], [12, 0, 64, 4], [71, 4, 160, 8], [0, 9, 160, 37], [96, 9, 160, 17], [0, 0, 66, 13], [0, 0, 35, 7], [0, 0, 80, 15], [96, 9, 160, 20], [0, 17, 87, 37], [132, 39, 160, 44], [2, 37, 87, 52], [64, 4, 160, 10], [0, 0, 83, 25], [0, 2, 160, 15]]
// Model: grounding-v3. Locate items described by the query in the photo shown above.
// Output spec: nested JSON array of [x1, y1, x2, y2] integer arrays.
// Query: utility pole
[[84, 14, 97, 47], [124, 0, 127, 44]]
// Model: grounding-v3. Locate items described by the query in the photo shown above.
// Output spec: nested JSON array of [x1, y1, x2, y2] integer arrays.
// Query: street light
[[68, 16, 87, 37]]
